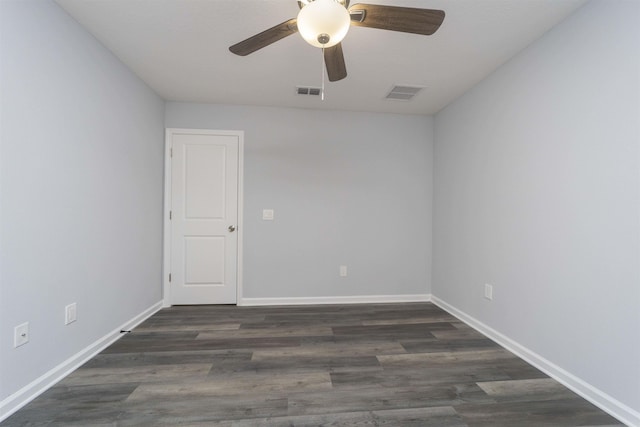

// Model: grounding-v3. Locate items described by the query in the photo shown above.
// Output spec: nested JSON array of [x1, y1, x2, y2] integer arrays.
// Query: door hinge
[[170, 147, 173, 158], [169, 273, 172, 282], [169, 210, 172, 220]]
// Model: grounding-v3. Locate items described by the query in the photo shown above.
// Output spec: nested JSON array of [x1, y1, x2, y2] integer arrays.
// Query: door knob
[[228, 225, 236, 232]]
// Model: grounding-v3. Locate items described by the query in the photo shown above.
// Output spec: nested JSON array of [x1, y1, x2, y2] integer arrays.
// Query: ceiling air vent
[[385, 85, 423, 101], [296, 86, 322, 96]]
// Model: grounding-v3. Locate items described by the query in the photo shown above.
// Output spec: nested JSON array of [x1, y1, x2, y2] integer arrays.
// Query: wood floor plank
[[477, 377, 578, 402], [455, 398, 622, 426], [332, 322, 452, 339], [81, 349, 252, 369], [378, 348, 518, 367], [117, 395, 288, 426], [401, 337, 501, 353], [126, 372, 332, 401], [361, 315, 459, 325], [211, 355, 382, 377], [103, 336, 303, 353], [233, 406, 466, 427], [501, 358, 552, 380], [331, 365, 513, 389], [59, 363, 213, 386], [431, 328, 490, 340], [251, 340, 406, 360], [134, 323, 242, 332], [196, 326, 334, 340], [287, 383, 492, 416]]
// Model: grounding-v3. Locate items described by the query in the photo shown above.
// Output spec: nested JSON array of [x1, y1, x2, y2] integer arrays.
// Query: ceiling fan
[[229, 0, 445, 82]]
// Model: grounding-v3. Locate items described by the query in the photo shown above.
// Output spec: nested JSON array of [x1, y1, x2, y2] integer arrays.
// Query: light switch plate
[[484, 284, 493, 300], [14, 322, 29, 348], [339, 265, 347, 277], [65, 303, 77, 325], [262, 209, 274, 220]]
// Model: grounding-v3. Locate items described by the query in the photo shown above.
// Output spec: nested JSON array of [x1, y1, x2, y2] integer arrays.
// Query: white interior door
[[168, 129, 241, 305]]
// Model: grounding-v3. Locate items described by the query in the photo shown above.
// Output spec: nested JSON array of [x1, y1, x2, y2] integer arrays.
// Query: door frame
[[162, 128, 244, 307]]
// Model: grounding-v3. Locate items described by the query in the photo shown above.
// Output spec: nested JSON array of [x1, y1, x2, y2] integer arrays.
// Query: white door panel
[[184, 237, 224, 284], [184, 144, 226, 219]]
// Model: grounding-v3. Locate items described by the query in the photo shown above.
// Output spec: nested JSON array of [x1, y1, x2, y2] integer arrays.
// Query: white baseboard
[[239, 294, 431, 306], [0, 301, 163, 422], [431, 295, 639, 427]]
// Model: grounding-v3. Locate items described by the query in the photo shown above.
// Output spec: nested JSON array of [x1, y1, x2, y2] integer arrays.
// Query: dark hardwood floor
[[2, 303, 623, 426]]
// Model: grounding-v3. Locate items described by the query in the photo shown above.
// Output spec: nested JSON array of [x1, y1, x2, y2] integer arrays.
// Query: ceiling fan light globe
[[297, 0, 350, 48]]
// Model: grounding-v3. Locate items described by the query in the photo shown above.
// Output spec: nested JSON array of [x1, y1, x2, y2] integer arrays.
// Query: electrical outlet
[[262, 209, 274, 220], [65, 303, 77, 325], [14, 322, 29, 348], [339, 265, 347, 277], [484, 284, 493, 300]]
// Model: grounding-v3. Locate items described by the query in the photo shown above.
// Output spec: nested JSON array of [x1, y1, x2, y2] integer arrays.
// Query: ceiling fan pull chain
[[321, 46, 325, 101]]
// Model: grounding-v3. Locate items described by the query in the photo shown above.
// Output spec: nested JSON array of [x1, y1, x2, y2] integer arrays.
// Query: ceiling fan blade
[[324, 43, 347, 82], [348, 4, 445, 35], [229, 19, 298, 56]]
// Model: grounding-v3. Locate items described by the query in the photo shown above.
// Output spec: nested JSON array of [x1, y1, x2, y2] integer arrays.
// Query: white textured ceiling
[[55, 0, 586, 115]]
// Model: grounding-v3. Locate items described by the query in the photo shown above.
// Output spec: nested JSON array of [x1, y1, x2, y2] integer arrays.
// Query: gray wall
[[433, 0, 639, 413], [0, 0, 165, 403], [166, 104, 433, 300]]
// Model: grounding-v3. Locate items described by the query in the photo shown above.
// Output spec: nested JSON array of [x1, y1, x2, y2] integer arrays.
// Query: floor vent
[[296, 86, 322, 96], [386, 85, 423, 101]]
